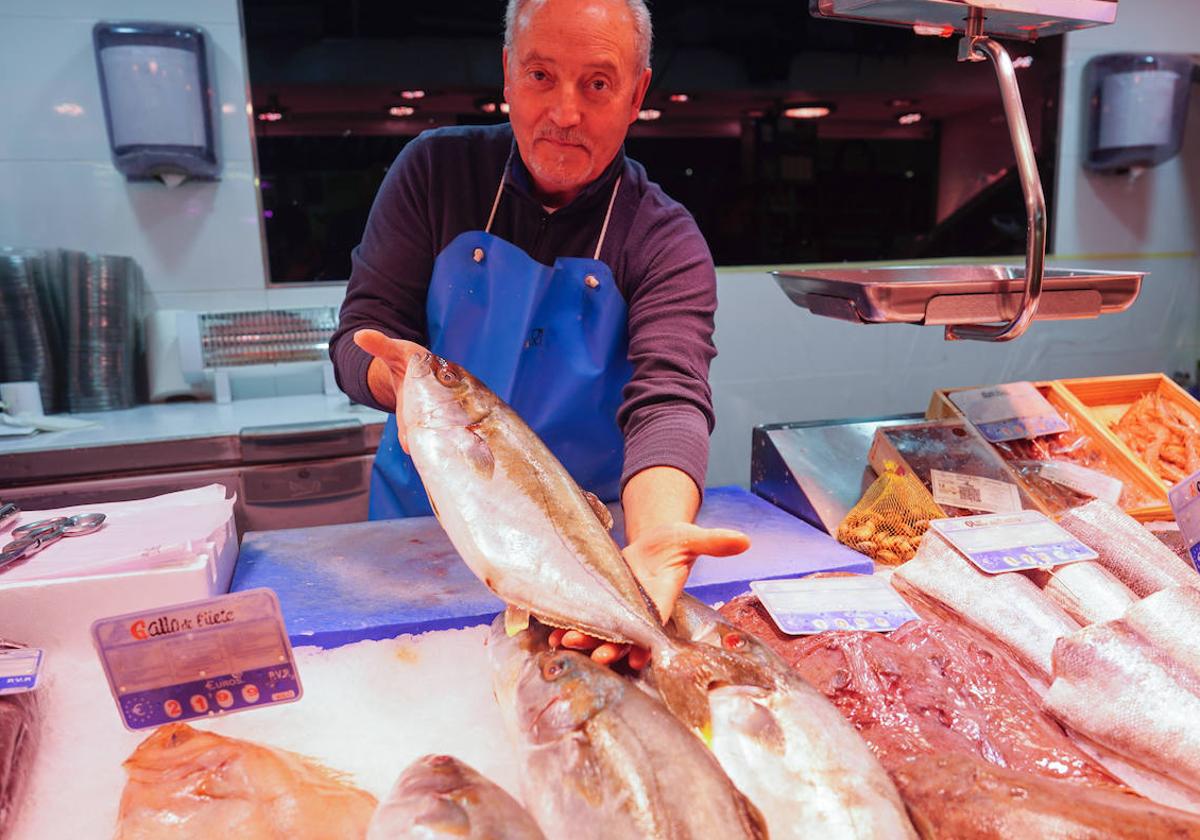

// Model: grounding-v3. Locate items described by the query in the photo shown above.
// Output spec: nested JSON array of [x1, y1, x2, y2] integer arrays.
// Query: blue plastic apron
[[369, 173, 632, 518]]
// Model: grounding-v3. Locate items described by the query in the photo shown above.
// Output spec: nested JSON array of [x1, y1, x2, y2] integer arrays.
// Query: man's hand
[[353, 329, 427, 452], [549, 523, 751, 669]]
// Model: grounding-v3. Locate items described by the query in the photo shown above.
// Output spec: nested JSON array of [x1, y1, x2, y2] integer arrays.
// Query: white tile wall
[[0, 0, 266, 299]]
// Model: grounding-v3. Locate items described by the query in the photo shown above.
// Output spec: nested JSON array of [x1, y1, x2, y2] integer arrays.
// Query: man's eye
[[590, 79, 609, 91], [529, 70, 548, 82]]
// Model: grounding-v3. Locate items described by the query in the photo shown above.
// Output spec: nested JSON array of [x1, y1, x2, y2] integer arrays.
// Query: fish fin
[[424, 489, 440, 521], [505, 605, 531, 637], [464, 425, 496, 479], [737, 791, 770, 840], [582, 490, 614, 531], [645, 640, 775, 741]]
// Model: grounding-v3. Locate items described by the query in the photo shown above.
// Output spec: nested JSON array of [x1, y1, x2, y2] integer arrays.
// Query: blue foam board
[[232, 485, 872, 648]]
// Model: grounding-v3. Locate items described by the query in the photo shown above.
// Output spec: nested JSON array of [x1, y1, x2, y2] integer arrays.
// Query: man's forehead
[[511, 0, 639, 66]]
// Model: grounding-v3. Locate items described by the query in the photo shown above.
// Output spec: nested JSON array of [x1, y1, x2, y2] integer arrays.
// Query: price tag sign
[[1168, 469, 1200, 572], [949, 382, 1069, 442], [930, 469, 1022, 514], [0, 646, 43, 695], [1038, 462, 1124, 506], [930, 510, 1097, 574], [750, 576, 920, 635], [91, 589, 302, 731]]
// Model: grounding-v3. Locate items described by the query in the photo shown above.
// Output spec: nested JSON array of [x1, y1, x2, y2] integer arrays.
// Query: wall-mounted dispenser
[[1084, 53, 1195, 173], [93, 22, 220, 187]]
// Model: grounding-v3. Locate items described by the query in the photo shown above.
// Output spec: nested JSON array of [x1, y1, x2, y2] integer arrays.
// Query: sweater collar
[[504, 134, 626, 215]]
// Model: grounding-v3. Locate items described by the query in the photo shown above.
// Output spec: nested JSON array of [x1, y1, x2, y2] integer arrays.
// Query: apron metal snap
[[472, 247, 485, 264], [584, 274, 600, 289]]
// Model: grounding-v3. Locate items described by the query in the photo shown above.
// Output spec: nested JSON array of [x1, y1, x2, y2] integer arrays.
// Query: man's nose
[[549, 84, 582, 127]]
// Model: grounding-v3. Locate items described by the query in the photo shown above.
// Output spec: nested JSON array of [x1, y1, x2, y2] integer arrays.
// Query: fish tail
[[646, 639, 774, 742]]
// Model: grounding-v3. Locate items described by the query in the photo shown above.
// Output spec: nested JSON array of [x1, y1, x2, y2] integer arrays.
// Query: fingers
[[560, 630, 600, 651], [677, 525, 751, 557], [589, 643, 629, 665], [627, 646, 650, 670], [546, 629, 645, 669], [353, 329, 427, 371]]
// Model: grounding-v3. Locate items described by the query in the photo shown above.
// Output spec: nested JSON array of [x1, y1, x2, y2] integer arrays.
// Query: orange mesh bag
[[837, 462, 947, 565]]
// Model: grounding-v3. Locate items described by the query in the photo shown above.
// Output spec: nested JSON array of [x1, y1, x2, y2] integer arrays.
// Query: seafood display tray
[[927, 382, 1171, 520], [231, 486, 874, 649], [810, 0, 1118, 40], [771, 265, 1143, 326]]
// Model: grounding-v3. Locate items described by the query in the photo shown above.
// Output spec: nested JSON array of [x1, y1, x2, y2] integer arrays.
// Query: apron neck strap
[[484, 171, 623, 262]]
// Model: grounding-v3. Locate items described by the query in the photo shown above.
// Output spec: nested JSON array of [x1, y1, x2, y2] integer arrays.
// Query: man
[[331, 0, 747, 665]]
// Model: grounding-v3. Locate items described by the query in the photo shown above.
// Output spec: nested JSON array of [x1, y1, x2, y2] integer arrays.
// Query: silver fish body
[[893, 533, 1080, 682], [671, 595, 917, 840], [366, 754, 544, 840], [404, 352, 770, 734], [486, 616, 768, 840], [1023, 561, 1137, 625]]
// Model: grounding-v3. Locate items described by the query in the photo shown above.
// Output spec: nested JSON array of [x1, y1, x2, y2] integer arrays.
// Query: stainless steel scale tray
[[772, 265, 1143, 326], [811, 0, 1117, 39]]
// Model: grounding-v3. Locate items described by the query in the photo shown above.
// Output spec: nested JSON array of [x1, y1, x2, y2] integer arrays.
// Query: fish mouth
[[406, 351, 435, 378]]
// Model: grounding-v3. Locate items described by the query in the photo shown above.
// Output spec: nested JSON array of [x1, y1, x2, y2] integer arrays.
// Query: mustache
[[534, 127, 592, 150]]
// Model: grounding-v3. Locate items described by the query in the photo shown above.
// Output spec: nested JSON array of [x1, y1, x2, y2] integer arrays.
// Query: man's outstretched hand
[[549, 522, 751, 669], [353, 329, 427, 451]]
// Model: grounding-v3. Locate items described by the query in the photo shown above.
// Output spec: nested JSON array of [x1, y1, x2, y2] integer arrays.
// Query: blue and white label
[[91, 589, 302, 731], [949, 382, 1070, 443], [750, 576, 919, 635], [0, 646, 43, 695], [1168, 469, 1200, 574], [930, 510, 1098, 574]]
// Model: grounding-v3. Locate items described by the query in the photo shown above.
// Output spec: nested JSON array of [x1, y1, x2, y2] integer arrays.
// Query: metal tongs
[[0, 512, 107, 572]]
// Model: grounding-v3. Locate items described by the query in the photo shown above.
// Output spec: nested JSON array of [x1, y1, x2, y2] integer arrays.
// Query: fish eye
[[542, 657, 568, 680], [435, 361, 461, 387], [723, 632, 746, 650]]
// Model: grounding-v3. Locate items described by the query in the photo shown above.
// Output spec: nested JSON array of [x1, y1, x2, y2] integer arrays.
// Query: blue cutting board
[[232, 485, 872, 648]]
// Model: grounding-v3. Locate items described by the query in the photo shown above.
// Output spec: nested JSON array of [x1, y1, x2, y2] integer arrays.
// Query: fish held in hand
[[404, 351, 770, 735], [115, 722, 378, 839], [894, 753, 1200, 840], [892, 534, 1080, 682], [670, 595, 917, 840], [366, 754, 544, 840]]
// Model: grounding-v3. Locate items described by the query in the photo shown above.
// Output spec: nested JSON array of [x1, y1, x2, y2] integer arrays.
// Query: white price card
[[750, 576, 920, 635], [0, 646, 43, 695], [91, 589, 302, 731], [1168, 469, 1200, 573], [930, 469, 1022, 514], [949, 382, 1069, 442], [930, 510, 1098, 574], [1038, 462, 1124, 505]]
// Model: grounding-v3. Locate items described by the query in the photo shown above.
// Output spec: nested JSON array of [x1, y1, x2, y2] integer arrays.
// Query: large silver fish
[[366, 754, 545, 840], [669, 595, 917, 840], [404, 351, 770, 735], [1023, 561, 1137, 625], [486, 616, 768, 840], [1046, 602, 1200, 798], [893, 533, 1080, 682]]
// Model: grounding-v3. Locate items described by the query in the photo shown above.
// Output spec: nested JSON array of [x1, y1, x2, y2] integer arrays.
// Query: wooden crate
[[926, 382, 1170, 520], [1054, 373, 1200, 492]]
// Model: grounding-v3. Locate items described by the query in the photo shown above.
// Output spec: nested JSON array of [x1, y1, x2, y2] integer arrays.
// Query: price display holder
[[92, 588, 302, 731], [930, 469, 1022, 514], [1169, 469, 1200, 571], [1038, 462, 1123, 505], [930, 510, 1097, 574], [750, 576, 919, 635], [949, 382, 1069, 442], [0, 646, 43, 695]]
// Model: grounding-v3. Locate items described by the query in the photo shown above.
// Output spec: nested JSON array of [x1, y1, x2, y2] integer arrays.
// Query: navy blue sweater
[[330, 123, 717, 493]]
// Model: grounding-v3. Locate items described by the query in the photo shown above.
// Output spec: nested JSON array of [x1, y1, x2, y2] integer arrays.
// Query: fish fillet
[[1058, 500, 1199, 597], [893, 534, 1080, 681], [1023, 561, 1136, 625]]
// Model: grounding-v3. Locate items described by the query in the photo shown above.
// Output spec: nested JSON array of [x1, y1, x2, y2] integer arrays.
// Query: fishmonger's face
[[503, 0, 651, 209]]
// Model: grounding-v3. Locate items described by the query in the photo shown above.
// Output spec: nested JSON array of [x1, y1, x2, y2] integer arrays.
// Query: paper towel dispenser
[[1084, 53, 1195, 173], [93, 21, 220, 185]]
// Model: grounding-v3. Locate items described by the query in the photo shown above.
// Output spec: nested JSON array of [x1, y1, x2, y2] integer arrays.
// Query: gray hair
[[504, 0, 653, 72]]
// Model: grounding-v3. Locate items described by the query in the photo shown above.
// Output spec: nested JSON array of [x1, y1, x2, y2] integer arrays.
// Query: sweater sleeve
[[617, 202, 717, 496], [328, 135, 436, 411]]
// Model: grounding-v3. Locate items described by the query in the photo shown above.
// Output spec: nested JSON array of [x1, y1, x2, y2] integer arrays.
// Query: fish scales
[[892, 533, 1080, 681], [1023, 561, 1137, 625]]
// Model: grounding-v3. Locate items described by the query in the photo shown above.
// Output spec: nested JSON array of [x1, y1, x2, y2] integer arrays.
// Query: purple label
[[1191, 543, 1200, 574], [117, 663, 300, 729], [770, 609, 916, 635], [968, 540, 1096, 573]]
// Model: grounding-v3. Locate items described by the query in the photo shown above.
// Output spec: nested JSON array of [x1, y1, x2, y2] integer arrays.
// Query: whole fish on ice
[[486, 615, 768, 840], [404, 350, 770, 735], [115, 722, 378, 839], [367, 753, 544, 840], [669, 594, 916, 839]]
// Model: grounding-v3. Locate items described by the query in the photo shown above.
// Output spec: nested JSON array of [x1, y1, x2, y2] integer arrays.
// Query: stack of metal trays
[[0, 248, 59, 413], [64, 253, 144, 412]]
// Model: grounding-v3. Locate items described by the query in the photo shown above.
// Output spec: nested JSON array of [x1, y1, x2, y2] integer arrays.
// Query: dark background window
[[244, 0, 1063, 282]]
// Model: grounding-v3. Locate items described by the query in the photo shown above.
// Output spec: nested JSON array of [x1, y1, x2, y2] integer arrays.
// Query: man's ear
[[502, 47, 511, 101], [628, 67, 652, 124]]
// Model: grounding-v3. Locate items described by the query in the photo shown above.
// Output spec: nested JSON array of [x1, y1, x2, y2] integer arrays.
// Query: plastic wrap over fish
[[1057, 500, 1200, 597], [0, 641, 40, 840], [1023, 562, 1137, 625]]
